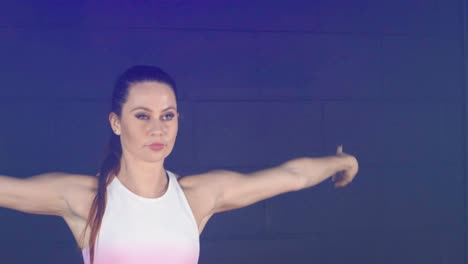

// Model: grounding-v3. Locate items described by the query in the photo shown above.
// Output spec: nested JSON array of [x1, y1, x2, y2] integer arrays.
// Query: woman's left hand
[[331, 145, 359, 188]]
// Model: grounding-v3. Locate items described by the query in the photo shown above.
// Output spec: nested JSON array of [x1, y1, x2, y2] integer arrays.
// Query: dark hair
[[81, 65, 177, 264]]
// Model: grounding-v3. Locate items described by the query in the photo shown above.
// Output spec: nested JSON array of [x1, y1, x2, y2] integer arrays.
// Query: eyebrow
[[130, 106, 177, 112]]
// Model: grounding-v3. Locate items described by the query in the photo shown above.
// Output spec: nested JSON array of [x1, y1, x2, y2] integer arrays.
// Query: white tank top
[[82, 171, 200, 264]]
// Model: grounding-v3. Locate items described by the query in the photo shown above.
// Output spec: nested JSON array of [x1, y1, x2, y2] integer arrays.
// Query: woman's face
[[110, 81, 178, 163]]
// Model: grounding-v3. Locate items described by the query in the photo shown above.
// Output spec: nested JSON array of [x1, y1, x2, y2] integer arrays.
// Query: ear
[[109, 112, 121, 135]]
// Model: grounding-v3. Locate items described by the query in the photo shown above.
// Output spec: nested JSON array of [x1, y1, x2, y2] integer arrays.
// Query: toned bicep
[[183, 168, 302, 215], [211, 172, 283, 213], [0, 173, 92, 217], [213, 169, 300, 213]]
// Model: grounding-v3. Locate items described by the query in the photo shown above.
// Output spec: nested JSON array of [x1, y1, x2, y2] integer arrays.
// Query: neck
[[117, 154, 168, 198]]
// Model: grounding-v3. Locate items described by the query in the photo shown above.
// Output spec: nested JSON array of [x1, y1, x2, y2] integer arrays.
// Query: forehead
[[124, 81, 177, 109]]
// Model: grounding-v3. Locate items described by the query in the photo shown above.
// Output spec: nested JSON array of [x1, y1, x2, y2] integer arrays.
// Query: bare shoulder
[[27, 172, 97, 191], [32, 173, 97, 218], [178, 171, 229, 202], [0, 172, 98, 216], [55, 173, 98, 190], [0, 172, 98, 248], [178, 170, 226, 189], [57, 173, 97, 217], [177, 172, 222, 233], [54, 173, 97, 248], [39, 172, 98, 204], [178, 172, 218, 210]]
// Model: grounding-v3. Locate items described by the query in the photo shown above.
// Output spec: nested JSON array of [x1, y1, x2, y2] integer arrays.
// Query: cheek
[[122, 122, 146, 145], [169, 125, 178, 140], [166, 123, 178, 144], [173, 123, 179, 136]]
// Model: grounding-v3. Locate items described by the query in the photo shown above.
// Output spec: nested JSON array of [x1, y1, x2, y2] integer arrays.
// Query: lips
[[148, 143, 165, 151]]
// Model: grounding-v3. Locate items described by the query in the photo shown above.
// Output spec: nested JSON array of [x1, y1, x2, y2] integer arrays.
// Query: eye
[[135, 113, 150, 120], [161, 112, 176, 121]]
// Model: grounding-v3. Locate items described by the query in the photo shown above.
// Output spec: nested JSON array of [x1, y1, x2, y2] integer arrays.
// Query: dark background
[[0, 1, 466, 263]]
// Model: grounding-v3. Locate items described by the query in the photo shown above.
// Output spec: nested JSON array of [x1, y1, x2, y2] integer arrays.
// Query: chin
[[148, 153, 171, 163]]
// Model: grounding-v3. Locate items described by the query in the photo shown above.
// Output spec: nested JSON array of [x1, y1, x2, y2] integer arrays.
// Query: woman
[[0, 65, 358, 264]]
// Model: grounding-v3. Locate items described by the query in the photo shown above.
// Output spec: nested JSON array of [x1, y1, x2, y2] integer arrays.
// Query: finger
[[337, 145, 343, 155], [335, 178, 350, 188], [334, 173, 354, 188], [332, 170, 343, 182], [332, 173, 340, 182], [334, 180, 344, 188]]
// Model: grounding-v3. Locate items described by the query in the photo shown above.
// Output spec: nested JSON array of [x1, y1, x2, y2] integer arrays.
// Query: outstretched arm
[[0, 173, 95, 217], [182, 146, 358, 215]]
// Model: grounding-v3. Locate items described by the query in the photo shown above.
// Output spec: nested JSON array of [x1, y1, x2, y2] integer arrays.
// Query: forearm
[[0, 175, 23, 210], [199, 153, 357, 213], [281, 155, 354, 190]]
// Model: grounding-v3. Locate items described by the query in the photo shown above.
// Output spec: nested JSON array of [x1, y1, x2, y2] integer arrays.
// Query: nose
[[148, 119, 166, 136]]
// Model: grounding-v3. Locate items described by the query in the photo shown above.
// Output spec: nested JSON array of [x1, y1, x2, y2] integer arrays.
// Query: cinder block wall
[[0, 1, 465, 263]]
